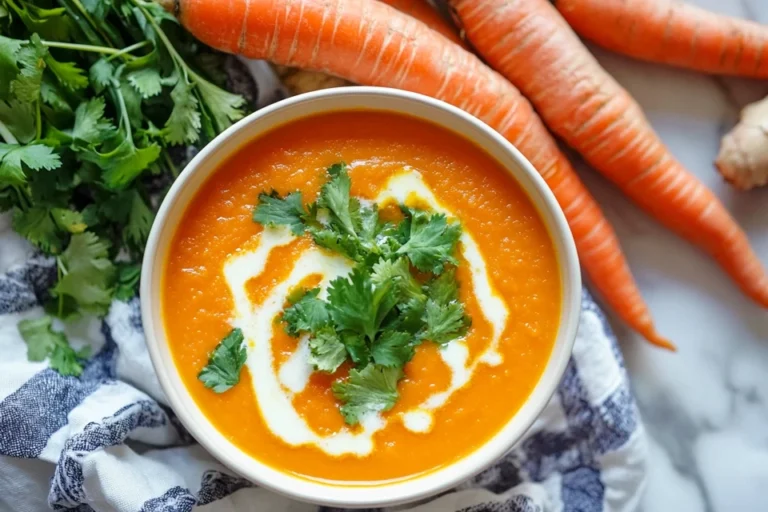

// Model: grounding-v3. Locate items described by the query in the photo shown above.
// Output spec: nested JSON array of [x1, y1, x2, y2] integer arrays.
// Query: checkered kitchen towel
[[0, 61, 646, 512]]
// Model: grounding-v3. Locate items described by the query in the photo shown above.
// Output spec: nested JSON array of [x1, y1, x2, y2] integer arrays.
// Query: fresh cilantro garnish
[[253, 191, 307, 235], [0, 2, 248, 375], [318, 162, 358, 236], [198, 328, 247, 393], [331, 365, 402, 426], [308, 327, 347, 373], [18, 315, 88, 377], [421, 299, 470, 344], [371, 330, 414, 368], [327, 268, 398, 342], [309, 227, 363, 262], [281, 287, 330, 336], [249, 164, 473, 425], [396, 208, 461, 274], [426, 268, 460, 304], [340, 331, 371, 366], [420, 268, 470, 344], [371, 257, 424, 302]]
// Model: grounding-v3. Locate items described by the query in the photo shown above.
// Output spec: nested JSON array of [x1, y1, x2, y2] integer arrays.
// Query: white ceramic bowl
[[141, 87, 581, 508]]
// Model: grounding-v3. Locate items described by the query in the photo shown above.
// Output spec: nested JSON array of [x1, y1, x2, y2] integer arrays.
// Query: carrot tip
[[642, 331, 677, 352]]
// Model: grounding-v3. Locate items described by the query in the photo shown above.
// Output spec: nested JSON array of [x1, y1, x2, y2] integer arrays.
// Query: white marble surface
[[573, 0, 768, 510]]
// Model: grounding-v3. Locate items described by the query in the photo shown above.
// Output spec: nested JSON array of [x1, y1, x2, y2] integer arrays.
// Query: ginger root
[[272, 65, 351, 95], [716, 95, 768, 190]]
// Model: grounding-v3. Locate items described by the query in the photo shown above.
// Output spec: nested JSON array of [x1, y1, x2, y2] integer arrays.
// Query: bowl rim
[[140, 86, 581, 508]]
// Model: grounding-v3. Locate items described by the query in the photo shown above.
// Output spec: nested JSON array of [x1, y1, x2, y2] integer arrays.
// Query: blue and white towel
[[0, 62, 647, 512]]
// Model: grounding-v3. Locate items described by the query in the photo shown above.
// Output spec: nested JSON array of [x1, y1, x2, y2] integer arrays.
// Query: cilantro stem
[[10, 186, 32, 210], [56, 257, 64, 318], [111, 79, 134, 146], [68, 0, 114, 47], [35, 103, 41, 140], [0, 119, 18, 145], [131, 0, 233, 133], [41, 40, 150, 61], [163, 151, 178, 178], [131, 0, 189, 79], [105, 41, 151, 62]]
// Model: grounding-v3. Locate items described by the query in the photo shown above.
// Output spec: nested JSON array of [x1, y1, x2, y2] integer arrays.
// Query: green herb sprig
[[200, 163, 471, 426], [1, 0, 248, 375]]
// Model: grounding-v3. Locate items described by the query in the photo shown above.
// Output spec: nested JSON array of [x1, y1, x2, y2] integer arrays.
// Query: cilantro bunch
[[1, 0, 247, 376], [200, 164, 472, 426]]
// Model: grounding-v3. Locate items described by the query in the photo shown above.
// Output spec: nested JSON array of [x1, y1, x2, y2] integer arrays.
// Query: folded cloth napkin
[[0, 62, 646, 512]]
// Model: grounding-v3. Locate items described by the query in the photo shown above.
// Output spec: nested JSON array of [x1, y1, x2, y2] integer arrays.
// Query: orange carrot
[[554, 0, 768, 78], [379, 0, 467, 48], [451, 0, 768, 312], [164, 0, 672, 348]]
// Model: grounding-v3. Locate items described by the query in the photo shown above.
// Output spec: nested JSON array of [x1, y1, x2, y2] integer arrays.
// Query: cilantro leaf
[[12, 207, 63, 254], [327, 268, 397, 341], [127, 67, 162, 98], [81, 0, 111, 18], [0, 143, 61, 185], [308, 327, 347, 373], [44, 54, 88, 91], [71, 97, 116, 145], [193, 74, 245, 132], [332, 364, 402, 426], [49, 341, 89, 376], [253, 191, 307, 235], [83, 139, 161, 190], [51, 208, 86, 234], [13, 3, 72, 42], [371, 257, 424, 301], [53, 233, 116, 314], [426, 268, 459, 304], [11, 35, 46, 103], [40, 77, 73, 116], [356, 204, 387, 252], [0, 35, 22, 98], [421, 299, 470, 344], [164, 79, 201, 145], [89, 59, 113, 94], [341, 331, 370, 366], [123, 191, 154, 250], [18, 316, 85, 376], [371, 330, 413, 368], [198, 328, 247, 393], [318, 162, 357, 236], [0, 100, 35, 143], [393, 296, 428, 335], [309, 227, 361, 261], [397, 209, 461, 274], [281, 287, 330, 336]]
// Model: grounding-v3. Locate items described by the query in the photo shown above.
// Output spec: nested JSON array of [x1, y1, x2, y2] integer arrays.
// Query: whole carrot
[[160, 0, 672, 348], [554, 0, 768, 78], [451, 0, 768, 311], [274, 0, 466, 95], [380, 0, 466, 48]]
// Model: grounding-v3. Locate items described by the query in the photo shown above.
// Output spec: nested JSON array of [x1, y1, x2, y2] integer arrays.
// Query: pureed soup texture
[[163, 110, 561, 484]]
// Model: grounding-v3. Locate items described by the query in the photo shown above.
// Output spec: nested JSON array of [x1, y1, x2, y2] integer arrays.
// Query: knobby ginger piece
[[716, 95, 768, 190], [272, 65, 351, 95]]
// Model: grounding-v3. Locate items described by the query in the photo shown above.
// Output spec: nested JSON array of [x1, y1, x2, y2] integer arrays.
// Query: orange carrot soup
[[163, 110, 561, 484]]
